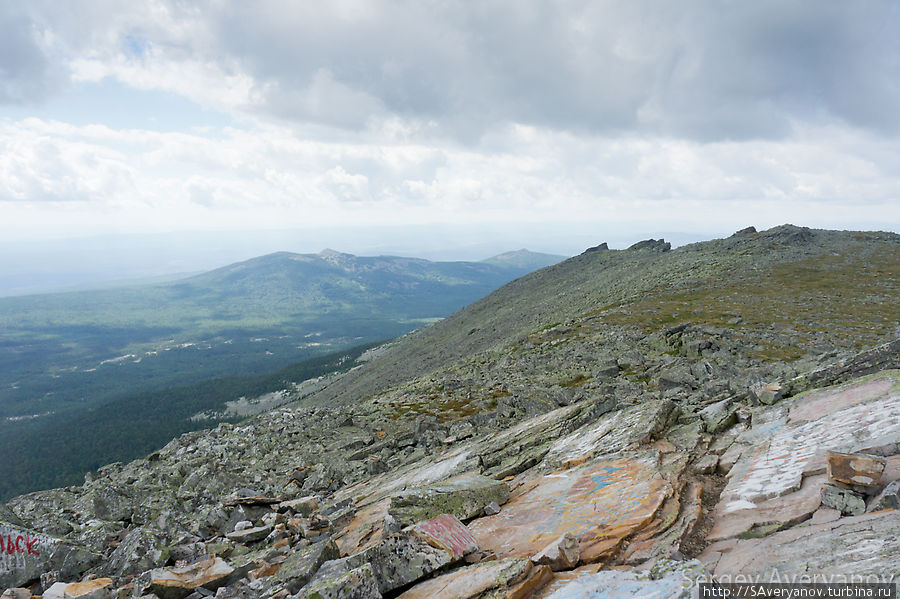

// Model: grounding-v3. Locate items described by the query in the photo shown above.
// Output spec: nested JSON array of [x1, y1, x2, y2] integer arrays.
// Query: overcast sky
[[1, 0, 898, 249]]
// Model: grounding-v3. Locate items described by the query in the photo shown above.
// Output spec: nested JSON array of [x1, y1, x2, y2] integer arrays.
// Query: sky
[[1, 0, 899, 269]]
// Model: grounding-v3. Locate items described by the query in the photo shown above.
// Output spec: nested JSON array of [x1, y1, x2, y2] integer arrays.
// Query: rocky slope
[[1, 225, 899, 598]]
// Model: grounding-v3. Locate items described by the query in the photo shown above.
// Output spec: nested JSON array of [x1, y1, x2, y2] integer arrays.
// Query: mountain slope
[[2, 225, 899, 595], [305, 225, 899, 408]]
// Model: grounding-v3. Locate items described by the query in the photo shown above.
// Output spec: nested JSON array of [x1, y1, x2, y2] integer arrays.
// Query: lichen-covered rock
[[389, 475, 510, 526], [106, 527, 169, 576], [270, 538, 340, 593], [298, 562, 382, 599], [868, 480, 900, 512], [697, 398, 737, 434], [821, 483, 866, 516], [313, 531, 456, 596]]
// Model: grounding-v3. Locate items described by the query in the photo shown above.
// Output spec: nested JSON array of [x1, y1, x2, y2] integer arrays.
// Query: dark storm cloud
[[3, 0, 899, 141], [203, 0, 900, 140]]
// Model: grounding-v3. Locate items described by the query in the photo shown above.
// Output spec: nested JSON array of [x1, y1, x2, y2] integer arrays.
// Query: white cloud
[[0, 1, 898, 244], [1, 117, 897, 240]]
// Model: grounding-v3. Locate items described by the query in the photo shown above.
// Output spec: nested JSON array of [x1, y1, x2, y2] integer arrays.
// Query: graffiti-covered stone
[[0, 521, 101, 590], [411, 514, 479, 560], [468, 454, 674, 563]]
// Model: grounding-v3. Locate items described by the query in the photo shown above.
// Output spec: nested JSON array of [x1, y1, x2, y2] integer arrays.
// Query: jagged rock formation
[[1, 225, 899, 597]]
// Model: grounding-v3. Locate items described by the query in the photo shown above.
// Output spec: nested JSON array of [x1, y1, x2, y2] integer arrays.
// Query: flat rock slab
[[468, 455, 671, 564], [226, 525, 272, 544], [712, 372, 900, 540], [542, 401, 673, 468], [701, 510, 900, 582], [63, 578, 114, 599], [397, 558, 550, 599], [708, 474, 824, 542], [149, 557, 234, 599], [538, 560, 707, 599]]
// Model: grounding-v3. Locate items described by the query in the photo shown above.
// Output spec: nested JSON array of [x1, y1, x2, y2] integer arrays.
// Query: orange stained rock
[[334, 498, 390, 555], [468, 456, 671, 564], [63, 579, 113, 598], [151, 557, 234, 589]]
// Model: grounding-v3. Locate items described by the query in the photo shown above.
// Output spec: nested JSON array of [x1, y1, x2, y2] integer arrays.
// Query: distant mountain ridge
[[0, 247, 564, 422]]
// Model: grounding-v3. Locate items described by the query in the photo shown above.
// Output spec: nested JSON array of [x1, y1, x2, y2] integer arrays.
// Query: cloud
[[1, 117, 896, 234], [3, 1, 899, 141]]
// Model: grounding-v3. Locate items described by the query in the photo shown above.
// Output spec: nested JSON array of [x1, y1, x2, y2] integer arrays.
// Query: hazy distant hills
[[0, 248, 565, 421]]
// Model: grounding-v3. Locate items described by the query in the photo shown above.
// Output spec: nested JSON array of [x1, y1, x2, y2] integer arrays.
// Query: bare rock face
[[541, 559, 708, 598]]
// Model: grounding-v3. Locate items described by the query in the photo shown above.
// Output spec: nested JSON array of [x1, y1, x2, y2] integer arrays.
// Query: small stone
[[233, 521, 253, 532], [530, 532, 580, 571], [750, 382, 782, 405], [693, 454, 719, 475], [278, 496, 319, 517], [308, 514, 330, 530], [827, 451, 886, 489], [698, 399, 737, 434], [483, 502, 501, 516], [868, 480, 900, 512], [1, 589, 31, 599], [821, 483, 866, 516], [382, 514, 401, 538], [225, 525, 272, 544]]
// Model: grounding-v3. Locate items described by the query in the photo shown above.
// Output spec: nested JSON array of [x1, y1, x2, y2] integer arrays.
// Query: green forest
[[0, 341, 382, 500]]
